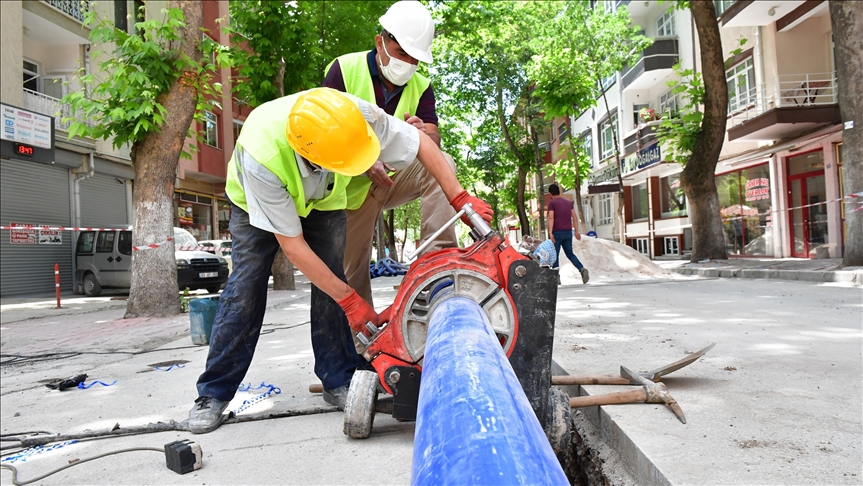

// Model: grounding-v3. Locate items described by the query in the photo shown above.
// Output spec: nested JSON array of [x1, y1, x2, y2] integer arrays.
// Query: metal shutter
[[80, 173, 129, 228], [0, 158, 73, 296]]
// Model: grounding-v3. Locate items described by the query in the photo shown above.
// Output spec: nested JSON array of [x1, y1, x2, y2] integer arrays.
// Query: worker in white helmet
[[323, 0, 459, 310]]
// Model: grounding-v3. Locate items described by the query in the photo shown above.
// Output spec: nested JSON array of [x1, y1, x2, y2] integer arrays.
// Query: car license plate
[[199, 272, 218, 278]]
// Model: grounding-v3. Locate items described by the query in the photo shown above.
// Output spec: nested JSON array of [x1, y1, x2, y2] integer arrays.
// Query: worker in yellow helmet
[[186, 88, 492, 434]]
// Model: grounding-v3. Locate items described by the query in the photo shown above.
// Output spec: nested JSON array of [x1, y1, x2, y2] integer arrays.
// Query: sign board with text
[[588, 163, 621, 194], [620, 143, 661, 177], [0, 103, 56, 165]]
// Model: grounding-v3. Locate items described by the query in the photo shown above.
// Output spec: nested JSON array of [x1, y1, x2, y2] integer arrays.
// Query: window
[[232, 119, 244, 144], [115, 0, 128, 32], [656, 10, 675, 37], [77, 231, 95, 254], [118, 231, 132, 255], [660, 90, 680, 118], [581, 132, 593, 167], [727, 57, 755, 113], [204, 111, 219, 148], [582, 199, 593, 228], [714, 0, 737, 17], [599, 74, 616, 92], [599, 193, 613, 225], [635, 238, 649, 255], [660, 174, 687, 217], [557, 122, 569, 142], [599, 113, 618, 160], [96, 232, 116, 253], [631, 183, 649, 221], [664, 236, 679, 255], [23, 60, 39, 92]]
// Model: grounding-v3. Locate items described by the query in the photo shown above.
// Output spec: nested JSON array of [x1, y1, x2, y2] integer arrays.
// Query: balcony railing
[[22, 88, 93, 132], [42, 0, 91, 23], [621, 38, 679, 90], [729, 72, 838, 128]]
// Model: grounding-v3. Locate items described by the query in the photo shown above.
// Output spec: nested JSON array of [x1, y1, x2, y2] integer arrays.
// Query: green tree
[[652, 0, 730, 261], [392, 199, 421, 261], [433, 1, 555, 237], [529, 1, 652, 243], [63, 2, 225, 317]]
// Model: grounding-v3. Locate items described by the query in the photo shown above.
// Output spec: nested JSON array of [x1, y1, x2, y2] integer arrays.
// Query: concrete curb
[[672, 267, 863, 285]]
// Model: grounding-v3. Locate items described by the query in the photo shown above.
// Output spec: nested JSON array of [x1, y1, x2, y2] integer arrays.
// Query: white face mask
[[379, 41, 418, 87]]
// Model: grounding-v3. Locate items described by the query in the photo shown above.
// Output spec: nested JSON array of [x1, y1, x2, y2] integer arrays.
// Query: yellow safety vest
[[225, 94, 351, 217], [326, 51, 430, 210]]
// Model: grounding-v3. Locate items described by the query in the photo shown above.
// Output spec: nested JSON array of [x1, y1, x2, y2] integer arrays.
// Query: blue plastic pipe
[[411, 297, 568, 486]]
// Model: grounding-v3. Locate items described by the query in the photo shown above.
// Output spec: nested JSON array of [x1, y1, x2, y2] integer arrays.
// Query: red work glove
[[378, 305, 393, 325], [449, 190, 494, 226], [337, 290, 379, 334]]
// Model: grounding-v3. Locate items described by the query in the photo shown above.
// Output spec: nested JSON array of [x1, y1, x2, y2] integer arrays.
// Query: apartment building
[[0, 0, 241, 296], [573, 0, 845, 260]]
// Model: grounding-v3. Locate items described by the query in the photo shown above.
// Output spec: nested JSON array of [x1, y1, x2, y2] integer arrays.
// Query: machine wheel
[[206, 286, 221, 294], [546, 387, 572, 457], [83, 273, 102, 297], [343, 370, 378, 439]]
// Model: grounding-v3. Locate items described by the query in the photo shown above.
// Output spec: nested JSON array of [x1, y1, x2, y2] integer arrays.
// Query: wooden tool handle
[[309, 383, 323, 393], [569, 389, 647, 408], [553, 375, 631, 386]]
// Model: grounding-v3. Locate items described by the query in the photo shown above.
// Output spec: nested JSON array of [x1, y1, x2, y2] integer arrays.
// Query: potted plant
[[639, 107, 659, 123]]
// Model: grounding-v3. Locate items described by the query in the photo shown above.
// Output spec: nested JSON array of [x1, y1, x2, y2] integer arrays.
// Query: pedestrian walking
[[323, 0, 458, 308], [186, 87, 492, 434], [546, 184, 589, 284]]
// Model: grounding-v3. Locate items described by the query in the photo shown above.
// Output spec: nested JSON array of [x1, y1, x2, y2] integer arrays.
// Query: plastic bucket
[[189, 297, 219, 345]]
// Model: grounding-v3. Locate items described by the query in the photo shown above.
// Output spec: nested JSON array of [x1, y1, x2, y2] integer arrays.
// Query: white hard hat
[[379, 1, 434, 64]]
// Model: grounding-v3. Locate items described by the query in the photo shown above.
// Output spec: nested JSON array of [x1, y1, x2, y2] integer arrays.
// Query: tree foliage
[[63, 6, 225, 151]]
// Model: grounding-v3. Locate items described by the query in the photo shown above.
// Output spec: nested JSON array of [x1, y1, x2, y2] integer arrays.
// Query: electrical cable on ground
[[0, 447, 163, 486]]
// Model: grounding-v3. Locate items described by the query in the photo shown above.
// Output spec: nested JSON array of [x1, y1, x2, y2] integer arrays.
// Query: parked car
[[75, 227, 229, 297], [197, 239, 233, 274]]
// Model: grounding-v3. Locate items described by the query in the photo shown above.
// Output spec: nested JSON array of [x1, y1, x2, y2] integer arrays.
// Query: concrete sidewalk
[[657, 257, 863, 285], [1, 271, 861, 485]]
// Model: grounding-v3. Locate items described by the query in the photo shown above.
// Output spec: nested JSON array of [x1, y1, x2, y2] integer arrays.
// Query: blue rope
[[77, 380, 117, 389], [232, 382, 281, 415], [1, 440, 79, 464], [154, 364, 185, 371]]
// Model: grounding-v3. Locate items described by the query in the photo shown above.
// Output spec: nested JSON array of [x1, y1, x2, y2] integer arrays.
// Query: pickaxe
[[551, 343, 715, 386], [568, 366, 687, 423]]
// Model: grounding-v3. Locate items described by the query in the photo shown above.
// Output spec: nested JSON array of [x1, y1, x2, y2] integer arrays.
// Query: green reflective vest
[[326, 51, 430, 210], [225, 94, 351, 218]]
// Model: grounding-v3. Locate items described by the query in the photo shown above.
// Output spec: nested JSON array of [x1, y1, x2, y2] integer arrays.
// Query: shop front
[[175, 191, 213, 241], [716, 163, 774, 257], [785, 150, 828, 258]]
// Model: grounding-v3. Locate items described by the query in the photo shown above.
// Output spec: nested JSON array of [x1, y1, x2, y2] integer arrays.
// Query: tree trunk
[[516, 167, 531, 237], [830, 1, 863, 266], [269, 57, 296, 290], [386, 209, 397, 259], [271, 252, 296, 290], [574, 171, 585, 227], [532, 126, 546, 236], [681, 0, 729, 262], [125, 1, 203, 318], [597, 75, 627, 244]]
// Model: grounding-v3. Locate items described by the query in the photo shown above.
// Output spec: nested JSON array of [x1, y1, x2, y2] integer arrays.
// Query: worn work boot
[[323, 384, 350, 411], [187, 396, 230, 434], [580, 267, 590, 284]]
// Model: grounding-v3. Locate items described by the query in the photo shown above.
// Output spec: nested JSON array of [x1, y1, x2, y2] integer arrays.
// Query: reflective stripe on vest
[[225, 94, 351, 218], [326, 52, 430, 210]]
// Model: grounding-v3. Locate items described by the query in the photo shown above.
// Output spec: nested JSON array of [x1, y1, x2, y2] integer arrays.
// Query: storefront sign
[[0, 103, 55, 165], [620, 143, 661, 176], [744, 177, 770, 202], [9, 223, 37, 244], [588, 164, 621, 194]]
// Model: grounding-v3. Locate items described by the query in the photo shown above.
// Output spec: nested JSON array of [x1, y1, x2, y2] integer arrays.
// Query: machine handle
[[406, 208, 466, 261], [406, 203, 494, 261]]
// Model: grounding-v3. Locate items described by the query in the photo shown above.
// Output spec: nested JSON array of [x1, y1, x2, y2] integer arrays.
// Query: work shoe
[[323, 384, 350, 410], [580, 267, 590, 284], [187, 396, 230, 434]]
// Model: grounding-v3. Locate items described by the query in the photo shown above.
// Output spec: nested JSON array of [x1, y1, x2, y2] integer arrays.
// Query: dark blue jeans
[[196, 204, 363, 402], [552, 230, 584, 271]]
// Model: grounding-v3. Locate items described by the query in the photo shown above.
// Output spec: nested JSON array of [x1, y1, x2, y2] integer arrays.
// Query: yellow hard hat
[[286, 88, 381, 177]]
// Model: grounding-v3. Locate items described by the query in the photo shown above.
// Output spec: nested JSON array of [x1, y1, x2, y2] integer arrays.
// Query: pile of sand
[[556, 237, 671, 284]]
